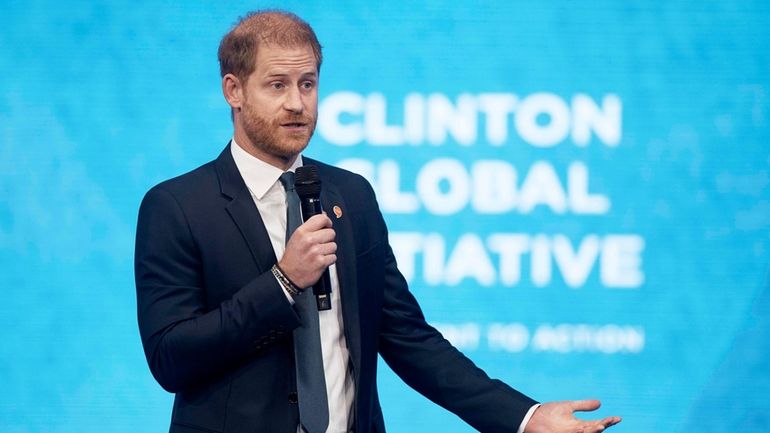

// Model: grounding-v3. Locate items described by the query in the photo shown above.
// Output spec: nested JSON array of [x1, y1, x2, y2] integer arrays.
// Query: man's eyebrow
[[263, 71, 318, 79], [264, 72, 289, 79]]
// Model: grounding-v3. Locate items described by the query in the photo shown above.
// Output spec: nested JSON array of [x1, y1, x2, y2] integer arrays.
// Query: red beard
[[241, 104, 317, 160]]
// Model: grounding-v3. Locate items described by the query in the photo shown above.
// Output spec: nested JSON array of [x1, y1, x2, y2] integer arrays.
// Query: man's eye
[[271, 82, 284, 89], [302, 81, 315, 89]]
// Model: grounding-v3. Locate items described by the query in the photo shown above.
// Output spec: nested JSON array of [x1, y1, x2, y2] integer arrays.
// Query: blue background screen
[[1, 1, 769, 432]]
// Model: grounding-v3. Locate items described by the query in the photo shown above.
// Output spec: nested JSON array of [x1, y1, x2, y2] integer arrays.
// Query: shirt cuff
[[517, 404, 541, 433]]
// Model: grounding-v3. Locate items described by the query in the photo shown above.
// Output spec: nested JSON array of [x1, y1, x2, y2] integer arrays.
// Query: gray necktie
[[279, 171, 329, 433]]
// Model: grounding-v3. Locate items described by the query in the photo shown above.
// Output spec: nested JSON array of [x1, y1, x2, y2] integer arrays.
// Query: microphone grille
[[295, 165, 321, 198]]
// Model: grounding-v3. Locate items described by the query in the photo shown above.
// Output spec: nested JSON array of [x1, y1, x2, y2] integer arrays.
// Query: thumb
[[570, 399, 601, 412]]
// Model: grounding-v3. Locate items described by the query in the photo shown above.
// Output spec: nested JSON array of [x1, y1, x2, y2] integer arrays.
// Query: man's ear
[[222, 73, 244, 110]]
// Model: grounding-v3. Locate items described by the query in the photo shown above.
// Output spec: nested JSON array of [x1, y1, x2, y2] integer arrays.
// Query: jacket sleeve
[[367, 182, 538, 432], [135, 186, 301, 393]]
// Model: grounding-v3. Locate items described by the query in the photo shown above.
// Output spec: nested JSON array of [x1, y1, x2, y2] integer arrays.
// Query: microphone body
[[295, 166, 332, 311]]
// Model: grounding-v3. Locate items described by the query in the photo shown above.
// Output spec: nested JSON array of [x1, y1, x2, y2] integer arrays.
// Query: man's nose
[[283, 86, 304, 113]]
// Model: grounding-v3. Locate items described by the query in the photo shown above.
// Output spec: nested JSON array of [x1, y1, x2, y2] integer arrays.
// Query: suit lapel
[[215, 143, 277, 272], [215, 147, 362, 367], [321, 179, 362, 371]]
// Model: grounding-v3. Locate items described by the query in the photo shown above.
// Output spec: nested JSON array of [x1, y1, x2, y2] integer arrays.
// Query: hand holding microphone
[[279, 213, 336, 285], [277, 165, 335, 310]]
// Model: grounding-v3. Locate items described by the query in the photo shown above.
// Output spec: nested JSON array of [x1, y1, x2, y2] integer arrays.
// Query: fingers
[[601, 416, 622, 427], [299, 227, 336, 245], [313, 240, 337, 256], [301, 213, 333, 230], [570, 399, 601, 412], [280, 213, 337, 288], [569, 400, 616, 433], [294, 214, 335, 243], [581, 415, 622, 433], [568, 400, 621, 427], [524, 401, 620, 433]]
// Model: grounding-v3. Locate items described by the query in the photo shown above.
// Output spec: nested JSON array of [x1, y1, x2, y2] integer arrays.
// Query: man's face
[[239, 44, 318, 160]]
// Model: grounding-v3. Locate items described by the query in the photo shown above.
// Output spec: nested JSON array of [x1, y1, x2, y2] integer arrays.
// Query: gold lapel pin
[[333, 205, 343, 219]]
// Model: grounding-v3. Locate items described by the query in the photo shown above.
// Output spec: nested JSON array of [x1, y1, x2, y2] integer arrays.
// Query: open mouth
[[281, 122, 307, 128]]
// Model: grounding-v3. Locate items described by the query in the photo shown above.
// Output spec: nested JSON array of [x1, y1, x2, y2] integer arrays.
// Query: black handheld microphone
[[294, 165, 332, 311]]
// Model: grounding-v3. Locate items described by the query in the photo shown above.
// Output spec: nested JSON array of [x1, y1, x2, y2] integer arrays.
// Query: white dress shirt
[[231, 139, 355, 433]]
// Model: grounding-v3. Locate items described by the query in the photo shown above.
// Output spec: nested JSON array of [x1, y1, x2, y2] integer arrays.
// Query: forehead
[[253, 44, 318, 75]]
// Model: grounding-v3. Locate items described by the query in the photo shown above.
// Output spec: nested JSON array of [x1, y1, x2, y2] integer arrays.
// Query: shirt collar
[[230, 137, 304, 200]]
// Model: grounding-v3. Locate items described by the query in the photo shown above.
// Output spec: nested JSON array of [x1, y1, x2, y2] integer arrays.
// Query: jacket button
[[288, 392, 298, 404]]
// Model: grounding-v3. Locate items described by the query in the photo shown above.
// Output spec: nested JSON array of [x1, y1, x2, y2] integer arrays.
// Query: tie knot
[[279, 171, 295, 192]]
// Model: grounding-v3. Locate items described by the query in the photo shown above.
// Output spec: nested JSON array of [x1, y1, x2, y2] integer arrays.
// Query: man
[[135, 10, 622, 433]]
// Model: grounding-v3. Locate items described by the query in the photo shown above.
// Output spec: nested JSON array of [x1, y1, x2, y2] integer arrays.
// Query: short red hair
[[218, 10, 323, 83]]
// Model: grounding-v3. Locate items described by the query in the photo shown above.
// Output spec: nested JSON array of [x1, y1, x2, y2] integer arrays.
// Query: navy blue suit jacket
[[135, 144, 536, 433]]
